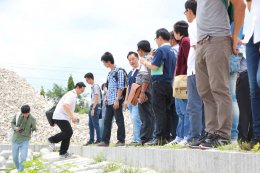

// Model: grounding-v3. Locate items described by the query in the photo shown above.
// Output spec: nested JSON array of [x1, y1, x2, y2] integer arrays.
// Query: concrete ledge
[[1, 144, 260, 173]]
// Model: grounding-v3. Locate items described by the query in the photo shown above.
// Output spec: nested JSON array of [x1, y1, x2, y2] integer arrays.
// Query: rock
[[0, 150, 12, 160], [0, 68, 133, 145], [0, 156, 5, 167]]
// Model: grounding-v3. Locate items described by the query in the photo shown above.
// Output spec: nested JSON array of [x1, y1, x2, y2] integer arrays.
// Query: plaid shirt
[[107, 67, 125, 105]]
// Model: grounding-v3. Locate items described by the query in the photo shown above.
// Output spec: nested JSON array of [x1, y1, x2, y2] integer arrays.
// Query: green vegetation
[[103, 163, 121, 172], [40, 86, 45, 98], [93, 152, 106, 163], [56, 163, 77, 173], [67, 74, 75, 91], [217, 143, 240, 151], [120, 166, 141, 173], [20, 156, 50, 173]]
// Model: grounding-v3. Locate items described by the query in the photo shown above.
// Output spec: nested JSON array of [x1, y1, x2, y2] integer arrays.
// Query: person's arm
[[31, 117, 36, 132], [230, 0, 246, 54], [114, 70, 124, 109], [139, 82, 149, 104], [123, 85, 129, 109], [63, 104, 77, 122], [11, 115, 19, 131]]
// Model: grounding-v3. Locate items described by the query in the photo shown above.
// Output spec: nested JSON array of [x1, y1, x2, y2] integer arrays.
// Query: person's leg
[[49, 120, 73, 155], [127, 104, 135, 142], [230, 73, 239, 140], [102, 105, 114, 144], [179, 99, 190, 138], [175, 98, 184, 139], [169, 97, 178, 140], [237, 71, 253, 142], [187, 75, 204, 139], [12, 142, 19, 171], [99, 105, 106, 138], [205, 37, 232, 139], [19, 140, 29, 172], [131, 103, 142, 143], [92, 105, 101, 142], [246, 36, 260, 139], [196, 43, 218, 135], [88, 106, 94, 143], [114, 100, 126, 143]]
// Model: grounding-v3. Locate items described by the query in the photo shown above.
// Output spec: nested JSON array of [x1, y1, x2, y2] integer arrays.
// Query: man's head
[[101, 52, 114, 68], [154, 28, 171, 47], [84, 73, 94, 85], [74, 82, 86, 95], [169, 31, 178, 47], [101, 83, 107, 92], [21, 105, 30, 117], [137, 40, 151, 57], [127, 51, 139, 68], [184, 0, 197, 23], [173, 20, 189, 41]]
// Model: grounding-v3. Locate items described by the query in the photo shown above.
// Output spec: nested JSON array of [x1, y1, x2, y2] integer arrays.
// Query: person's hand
[[232, 36, 242, 55], [15, 127, 21, 132], [139, 92, 147, 104], [139, 57, 147, 65], [71, 115, 78, 124], [123, 101, 128, 110], [104, 99, 108, 105], [91, 108, 95, 116], [113, 99, 119, 110]]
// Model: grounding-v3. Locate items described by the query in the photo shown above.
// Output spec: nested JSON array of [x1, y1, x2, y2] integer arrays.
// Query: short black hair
[[101, 83, 107, 91], [84, 72, 94, 79], [185, 0, 197, 15], [137, 40, 151, 53], [170, 31, 177, 41], [101, 52, 114, 64], [155, 28, 171, 41], [127, 51, 139, 59], [174, 20, 189, 37], [74, 82, 86, 88], [21, 105, 30, 113]]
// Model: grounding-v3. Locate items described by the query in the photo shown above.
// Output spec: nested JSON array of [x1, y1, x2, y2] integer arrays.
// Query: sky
[[0, 0, 185, 94]]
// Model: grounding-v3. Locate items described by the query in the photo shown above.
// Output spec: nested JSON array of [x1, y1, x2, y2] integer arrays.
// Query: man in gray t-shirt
[[84, 72, 102, 145], [196, 0, 245, 149]]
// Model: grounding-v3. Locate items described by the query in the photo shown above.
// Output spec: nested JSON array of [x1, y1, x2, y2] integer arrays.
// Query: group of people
[[10, 0, 260, 172]]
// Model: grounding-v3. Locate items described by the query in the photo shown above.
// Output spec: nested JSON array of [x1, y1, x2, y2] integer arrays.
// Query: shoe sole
[[199, 145, 213, 150]]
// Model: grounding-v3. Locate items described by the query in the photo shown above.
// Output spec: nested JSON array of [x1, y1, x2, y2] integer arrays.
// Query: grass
[[103, 162, 121, 172], [120, 166, 141, 173], [216, 143, 240, 151], [93, 152, 106, 163]]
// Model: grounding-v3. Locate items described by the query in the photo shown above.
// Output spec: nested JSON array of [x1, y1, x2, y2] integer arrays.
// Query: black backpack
[[45, 105, 56, 126], [107, 67, 128, 101]]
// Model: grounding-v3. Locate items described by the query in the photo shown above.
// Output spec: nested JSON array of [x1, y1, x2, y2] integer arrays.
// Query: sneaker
[[199, 133, 216, 149], [212, 134, 231, 147], [178, 137, 189, 146], [47, 139, 55, 151], [188, 133, 209, 148], [94, 140, 101, 144], [96, 141, 109, 147], [127, 141, 141, 147], [83, 141, 94, 146], [115, 141, 125, 147], [145, 138, 168, 146], [166, 136, 183, 146], [59, 152, 73, 159]]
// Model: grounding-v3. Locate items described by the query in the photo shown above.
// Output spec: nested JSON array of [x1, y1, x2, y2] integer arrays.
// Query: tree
[[46, 83, 66, 104], [40, 86, 45, 98], [67, 74, 75, 91]]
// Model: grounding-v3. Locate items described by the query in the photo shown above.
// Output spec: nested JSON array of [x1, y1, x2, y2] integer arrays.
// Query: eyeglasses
[[184, 9, 188, 15]]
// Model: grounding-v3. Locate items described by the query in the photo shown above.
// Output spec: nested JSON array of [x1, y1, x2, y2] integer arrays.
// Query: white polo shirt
[[53, 89, 77, 122], [187, 18, 197, 76]]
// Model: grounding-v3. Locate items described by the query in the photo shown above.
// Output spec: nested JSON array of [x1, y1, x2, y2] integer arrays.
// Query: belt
[[197, 35, 210, 45]]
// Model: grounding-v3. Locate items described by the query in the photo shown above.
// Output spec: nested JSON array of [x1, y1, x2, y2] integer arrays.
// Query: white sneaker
[[165, 136, 183, 146], [47, 139, 55, 152], [178, 137, 189, 146]]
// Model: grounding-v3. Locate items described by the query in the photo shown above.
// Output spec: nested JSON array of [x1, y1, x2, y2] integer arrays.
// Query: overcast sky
[[0, 0, 185, 93]]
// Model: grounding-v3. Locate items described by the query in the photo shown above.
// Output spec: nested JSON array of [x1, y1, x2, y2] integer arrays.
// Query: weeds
[[103, 162, 121, 172], [93, 152, 106, 163]]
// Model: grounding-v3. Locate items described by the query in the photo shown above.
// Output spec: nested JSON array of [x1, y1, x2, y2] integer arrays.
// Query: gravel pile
[[0, 68, 133, 145]]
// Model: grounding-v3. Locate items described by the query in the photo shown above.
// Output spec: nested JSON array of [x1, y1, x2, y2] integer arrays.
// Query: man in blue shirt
[[140, 28, 176, 145], [97, 52, 126, 147]]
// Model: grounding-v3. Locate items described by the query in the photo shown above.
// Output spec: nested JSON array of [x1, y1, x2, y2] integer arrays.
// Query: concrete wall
[[1, 144, 260, 173]]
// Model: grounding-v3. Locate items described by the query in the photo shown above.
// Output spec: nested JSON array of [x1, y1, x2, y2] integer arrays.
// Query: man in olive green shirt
[[11, 105, 36, 172]]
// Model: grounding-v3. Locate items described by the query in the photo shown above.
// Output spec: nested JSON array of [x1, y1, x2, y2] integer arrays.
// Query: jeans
[[102, 99, 125, 144], [12, 140, 29, 172], [175, 98, 190, 138], [89, 104, 101, 142], [49, 120, 73, 155], [152, 81, 172, 140], [229, 73, 239, 139], [187, 75, 204, 139], [99, 105, 106, 138], [128, 103, 142, 143], [246, 36, 260, 138]]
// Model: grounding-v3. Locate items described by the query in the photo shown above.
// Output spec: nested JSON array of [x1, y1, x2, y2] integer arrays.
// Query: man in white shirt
[[243, 0, 260, 149], [184, 0, 204, 148], [48, 82, 85, 158]]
